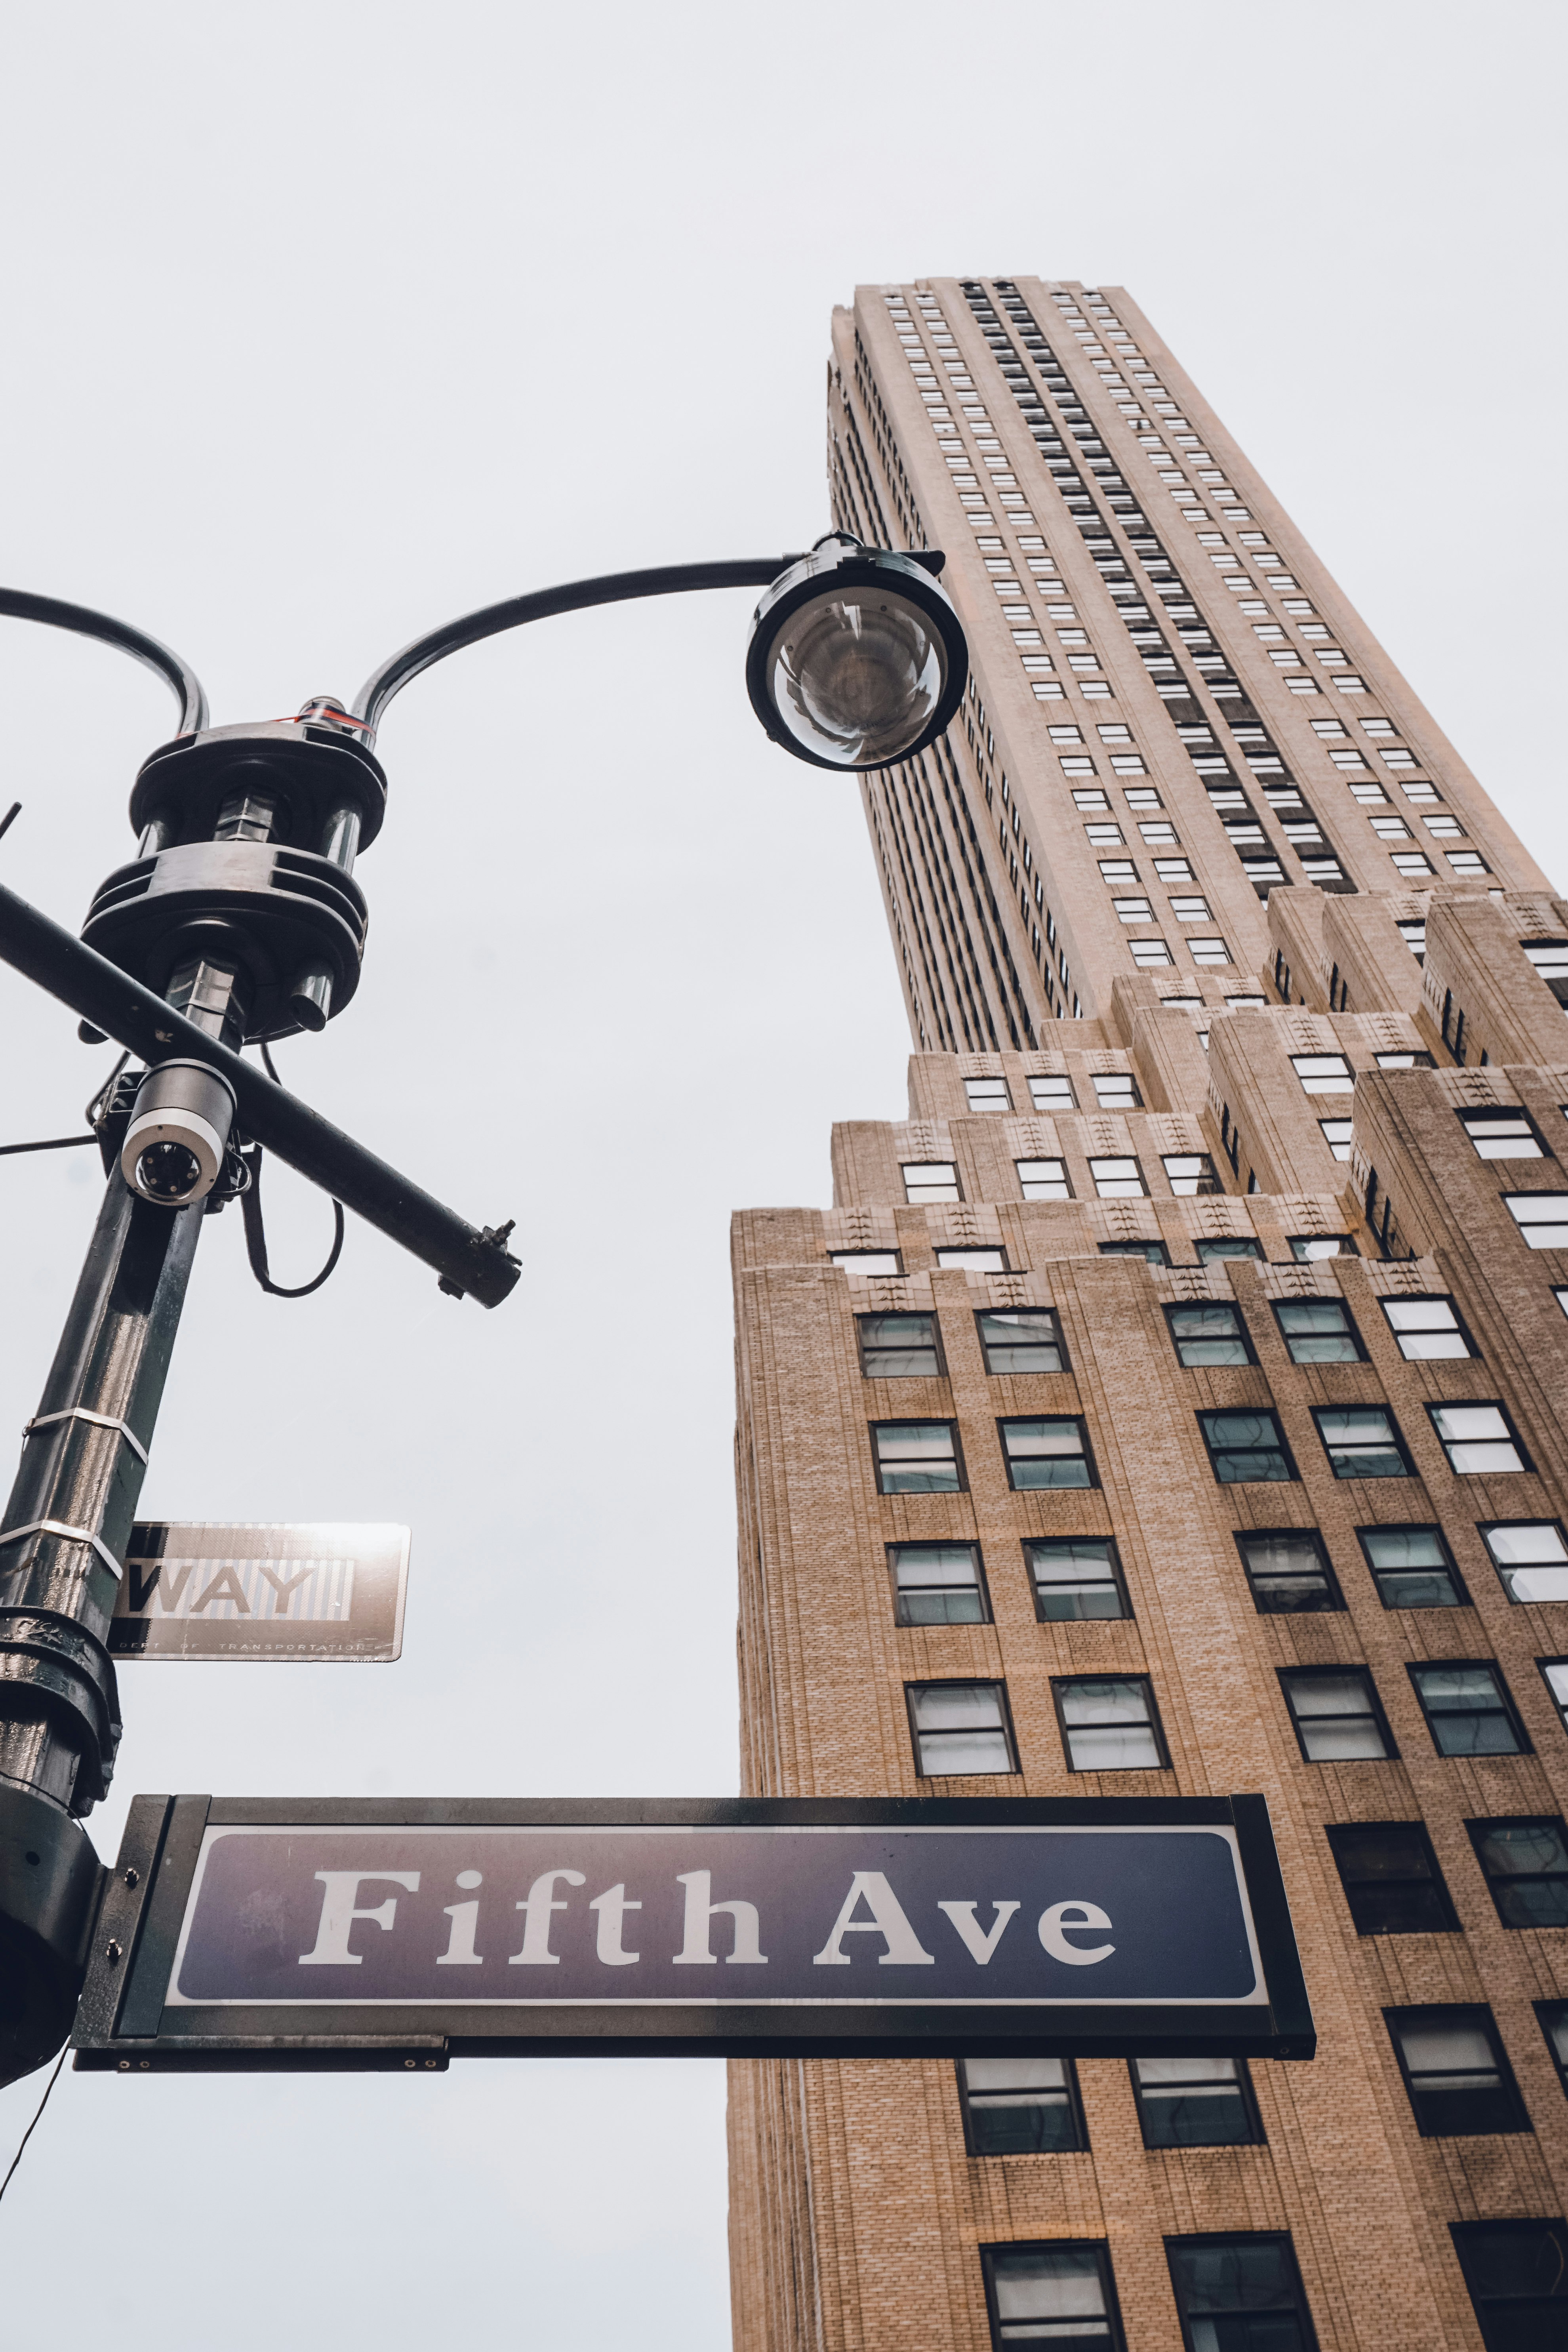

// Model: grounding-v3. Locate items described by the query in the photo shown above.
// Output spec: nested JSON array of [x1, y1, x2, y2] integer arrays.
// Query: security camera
[[119, 1060, 237, 1207]]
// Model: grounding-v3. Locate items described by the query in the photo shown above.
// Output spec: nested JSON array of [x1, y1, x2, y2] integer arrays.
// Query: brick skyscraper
[[725, 279, 1568, 2352]]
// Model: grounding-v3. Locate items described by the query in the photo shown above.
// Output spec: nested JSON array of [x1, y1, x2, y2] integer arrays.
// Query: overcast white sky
[[0, 4, 1562, 2342]]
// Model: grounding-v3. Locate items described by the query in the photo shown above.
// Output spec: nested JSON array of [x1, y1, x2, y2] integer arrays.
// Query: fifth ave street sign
[[72, 1796, 1313, 2070]]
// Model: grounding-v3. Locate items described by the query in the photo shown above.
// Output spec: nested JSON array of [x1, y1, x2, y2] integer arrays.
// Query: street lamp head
[[745, 536, 967, 772]]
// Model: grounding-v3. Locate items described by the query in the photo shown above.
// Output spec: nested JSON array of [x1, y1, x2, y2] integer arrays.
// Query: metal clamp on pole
[[0, 1519, 126, 1582], [23, 1410, 150, 1466]]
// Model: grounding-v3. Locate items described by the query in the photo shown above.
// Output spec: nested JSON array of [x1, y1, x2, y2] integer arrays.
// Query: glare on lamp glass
[[746, 535, 968, 771]]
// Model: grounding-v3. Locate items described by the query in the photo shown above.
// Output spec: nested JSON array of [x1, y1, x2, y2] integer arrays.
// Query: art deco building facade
[[726, 279, 1568, 2352]]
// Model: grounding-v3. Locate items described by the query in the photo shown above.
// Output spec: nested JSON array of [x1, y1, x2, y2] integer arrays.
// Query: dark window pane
[[1132, 2057, 1259, 2147], [1277, 1299, 1360, 1363], [1195, 1237, 1264, 1263], [979, 1309, 1066, 1374], [1389, 2008, 1528, 2136], [1167, 2237, 1309, 2351], [1169, 1304, 1250, 1366], [1360, 1527, 1464, 1609], [1200, 1411, 1292, 1483], [1099, 1239, 1169, 1264], [1002, 1418, 1092, 1489], [1282, 1671, 1392, 1761], [962, 2057, 1084, 2155], [1028, 1538, 1128, 1622], [987, 2243, 1116, 2352], [1454, 2219, 1568, 2352], [891, 1544, 986, 1627], [859, 1313, 941, 1377], [873, 1422, 960, 1494], [1412, 1666, 1524, 1757], [1326, 1824, 1457, 1934], [1316, 1407, 1408, 1479], [1468, 1820, 1568, 1929], [1237, 1531, 1338, 1613]]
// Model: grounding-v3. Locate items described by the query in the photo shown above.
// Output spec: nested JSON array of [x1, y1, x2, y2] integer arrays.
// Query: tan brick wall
[[727, 280, 1568, 2352]]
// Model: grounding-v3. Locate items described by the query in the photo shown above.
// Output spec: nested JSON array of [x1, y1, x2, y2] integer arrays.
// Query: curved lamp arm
[[352, 559, 798, 736], [0, 587, 208, 736]]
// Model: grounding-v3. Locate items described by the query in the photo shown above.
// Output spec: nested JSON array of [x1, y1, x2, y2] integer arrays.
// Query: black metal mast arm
[[352, 558, 796, 734], [0, 588, 208, 736], [0, 881, 519, 1308]]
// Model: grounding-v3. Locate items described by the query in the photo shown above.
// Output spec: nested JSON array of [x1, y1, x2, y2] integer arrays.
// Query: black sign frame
[[72, 1794, 1313, 2073]]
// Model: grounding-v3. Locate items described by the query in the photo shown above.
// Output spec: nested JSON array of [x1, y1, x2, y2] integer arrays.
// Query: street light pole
[[0, 536, 969, 2086]]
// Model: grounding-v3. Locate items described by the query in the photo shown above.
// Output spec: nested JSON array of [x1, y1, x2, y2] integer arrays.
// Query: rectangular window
[[978, 1309, 1066, 1373], [965, 1076, 1012, 1111], [1467, 1817, 1568, 1929], [1028, 1537, 1130, 1622], [1382, 1296, 1473, 1360], [1326, 1822, 1459, 1934], [1318, 1117, 1354, 1163], [1359, 1525, 1466, 1609], [1100, 1237, 1170, 1265], [1461, 1109, 1545, 1161], [1168, 896, 1213, 923], [858, 1313, 943, 1378], [1091, 1071, 1141, 1108], [1276, 1299, 1362, 1364], [1505, 1192, 1568, 1248], [1236, 1529, 1340, 1613], [889, 1543, 987, 1626], [1195, 1237, 1263, 1265], [1481, 1521, 1568, 1603], [1053, 1675, 1167, 1770], [1111, 895, 1153, 923], [1523, 938, 1568, 1006], [832, 1247, 902, 1274], [1165, 2237, 1315, 2352], [1409, 1662, 1529, 1757], [1429, 1402, 1528, 1475], [1315, 1407, 1410, 1479], [1016, 1157, 1071, 1200], [1028, 1073, 1076, 1111], [1001, 1417, 1094, 1490], [1162, 1152, 1219, 1195], [1386, 2007, 1529, 2136], [1291, 1052, 1355, 1094], [1397, 920, 1427, 963], [871, 1421, 962, 1494], [1132, 2058, 1261, 2148], [1375, 1050, 1433, 1069], [1189, 937, 1233, 966], [1280, 1668, 1395, 1761], [935, 1247, 1008, 1271], [1540, 1660, 1568, 1737], [1290, 1235, 1356, 1261], [1130, 938, 1174, 967], [1089, 1155, 1145, 1198], [982, 2243, 1124, 2352], [959, 2057, 1086, 2156], [1452, 2220, 1568, 2349], [903, 1161, 961, 1204], [1200, 1410, 1295, 1483], [1167, 1303, 1251, 1367], [907, 1681, 1017, 1776]]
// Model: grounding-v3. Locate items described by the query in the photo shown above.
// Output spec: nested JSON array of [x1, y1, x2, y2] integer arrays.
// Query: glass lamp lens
[[768, 590, 946, 766]]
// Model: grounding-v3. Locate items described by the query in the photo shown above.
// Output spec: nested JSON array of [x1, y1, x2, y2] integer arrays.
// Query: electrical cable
[[237, 1039, 345, 1298], [0, 1133, 98, 1159], [0, 2046, 66, 2206]]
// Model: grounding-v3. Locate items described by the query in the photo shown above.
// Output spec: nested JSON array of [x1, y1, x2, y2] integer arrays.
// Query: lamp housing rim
[[745, 539, 968, 772]]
